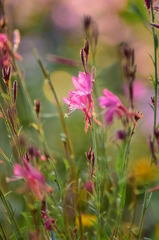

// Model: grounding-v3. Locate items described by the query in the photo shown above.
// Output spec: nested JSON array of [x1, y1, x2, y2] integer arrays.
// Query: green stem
[[0, 188, 23, 240], [10, 51, 38, 125], [0, 221, 7, 240], [32, 48, 74, 159], [137, 1, 158, 238], [151, 4, 158, 138], [136, 186, 149, 240], [91, 117, 100, 239]]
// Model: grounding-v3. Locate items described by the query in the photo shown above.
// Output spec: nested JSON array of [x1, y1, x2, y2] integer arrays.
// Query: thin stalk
[[128, 186, 137, 239], [10, 51, 38, 125], [32, 48, 74, 159], [137, 1, 158, 239], [0, 222, 7, 240], [91, 117, 100, 239], [0, 188, 23, 240]]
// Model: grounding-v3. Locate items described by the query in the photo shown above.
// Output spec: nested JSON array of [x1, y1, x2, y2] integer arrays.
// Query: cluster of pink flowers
[[63, 71, 93, 132], [12, 159, 52, 200], [0, 30, 21, 68]]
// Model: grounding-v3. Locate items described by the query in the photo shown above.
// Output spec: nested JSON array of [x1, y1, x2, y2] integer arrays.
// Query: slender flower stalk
[[33, 48, 74, 158], [0, 187, 23, 240], [137, 1, 158, 239], [91, 117, 100, 239]]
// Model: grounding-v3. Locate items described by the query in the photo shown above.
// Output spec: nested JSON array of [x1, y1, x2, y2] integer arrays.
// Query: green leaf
[[18, 126, 23, 134], [149, 73, 155, 87], [144, 238, 152, 240], [29, 122, 38, 130], [147, 53, 155, 66], [89, 206, 97, 216], [78, 178, 81, 195], [63, 158, 70, 171], [21, 212, 33, 229], [145, 192, 152, 209], [105, 222, 112, 237], [120, 0, 149, 27], [88, 219, 99, 230], [4, 191, 12, 197], [116, 141, 127, 174], [148, 103, 154, 111], [41, 113, 58, 118], [49, 174, 56, 182], [0, 233, 4, 240]]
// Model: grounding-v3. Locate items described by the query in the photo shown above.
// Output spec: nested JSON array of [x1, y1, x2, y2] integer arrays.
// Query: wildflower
[[34, 99, 41, 115], [128, 158, 158, 185], [44, 218, 61, 234], [82, 181, 93, 195], [45, 218, 55, 231], [0, 32, 22, 68], [133, 110, 144, 123], [144, 0, 156, 10], [72, 72, 92, 96], [83, 15, 92, 32], [13, 159, 52, 200], [63, 71, 94, 132], [99, 89, 128, 125], [116, 130, 128, 140]]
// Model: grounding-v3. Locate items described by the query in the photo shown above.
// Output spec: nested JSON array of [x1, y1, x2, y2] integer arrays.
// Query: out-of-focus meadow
[[1, 0, 159, 239]]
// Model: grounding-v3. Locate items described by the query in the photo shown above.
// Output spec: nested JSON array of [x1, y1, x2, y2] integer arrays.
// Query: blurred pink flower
[[99, 89, 127, 124], [124, 80, 147, 102], [82, 181, 93, 195], [44, 218, 55, 231], [0, 34, 8, 52], [0, 32, 22, 68], [144, 0, 156, 10], [14, 160, 52, 200]]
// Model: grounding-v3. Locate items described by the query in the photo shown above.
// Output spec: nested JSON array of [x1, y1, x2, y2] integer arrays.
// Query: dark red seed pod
[[34, 99, 41, 115], [13, 80, 17, 104]]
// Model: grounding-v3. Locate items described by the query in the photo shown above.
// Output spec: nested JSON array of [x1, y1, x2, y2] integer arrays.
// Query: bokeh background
[[1, 0, 159, 238]]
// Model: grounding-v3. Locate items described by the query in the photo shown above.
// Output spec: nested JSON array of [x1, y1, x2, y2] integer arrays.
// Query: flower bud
[[13, 80, 17, 104], [2, 65, 11, 87], [34, 99, 41, 115]]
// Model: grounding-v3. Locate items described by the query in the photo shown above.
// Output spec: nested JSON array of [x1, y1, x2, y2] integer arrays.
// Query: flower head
[[14, 159, 52, 200], [99, 89, 127, 125], [72, 72, 92, 96], [63, 71, 94, 132]]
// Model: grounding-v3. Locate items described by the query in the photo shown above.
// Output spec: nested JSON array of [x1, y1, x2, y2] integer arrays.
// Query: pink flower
[[72, 72, 92, 95], [64, 91, 93, 132], [0, 34, 8, 53], [63, 71, 94, 132], [82, 181, 93, 195], [144, 0, 156, 10], [0, 32, 22, 68], [44, 218, 55, 231], [14, 160, 52, 200], [99, 89, 128, 124]]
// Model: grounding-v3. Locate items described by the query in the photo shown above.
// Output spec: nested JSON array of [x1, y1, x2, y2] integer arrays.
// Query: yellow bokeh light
[[43, 70, 73, 104]]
